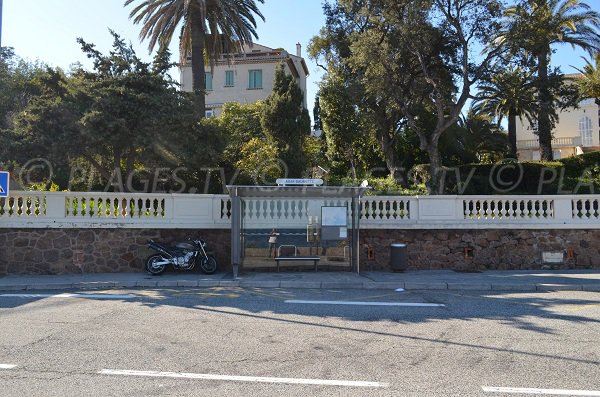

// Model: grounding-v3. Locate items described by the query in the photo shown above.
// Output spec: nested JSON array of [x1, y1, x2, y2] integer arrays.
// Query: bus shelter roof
[[226, 185, 370, 199]]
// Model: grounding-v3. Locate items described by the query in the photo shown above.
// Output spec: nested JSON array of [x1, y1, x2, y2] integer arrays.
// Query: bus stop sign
[[0, 171, 9, 197]]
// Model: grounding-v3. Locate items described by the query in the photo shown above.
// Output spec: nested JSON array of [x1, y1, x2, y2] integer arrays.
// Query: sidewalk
[[1, 270, 600, 292]]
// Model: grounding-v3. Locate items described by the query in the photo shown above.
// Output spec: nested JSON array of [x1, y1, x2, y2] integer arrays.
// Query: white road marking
[[483, 386, 600, 396], [285, 300, 444, 307], [0, 293, 135, 300], [0, 364, 17, 369], [99, 369, 389, 388]]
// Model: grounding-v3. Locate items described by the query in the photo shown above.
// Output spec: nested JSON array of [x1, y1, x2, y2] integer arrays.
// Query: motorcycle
[[145, 237, 218, 275]]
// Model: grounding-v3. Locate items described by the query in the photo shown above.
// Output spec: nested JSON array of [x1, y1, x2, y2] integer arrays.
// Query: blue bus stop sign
[[0, 171, 9, 197]]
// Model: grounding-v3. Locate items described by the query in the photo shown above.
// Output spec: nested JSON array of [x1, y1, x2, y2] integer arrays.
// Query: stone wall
[[2, 228, 600, 275], [0, 229, 230, 275], [360, 229, 600, 271]]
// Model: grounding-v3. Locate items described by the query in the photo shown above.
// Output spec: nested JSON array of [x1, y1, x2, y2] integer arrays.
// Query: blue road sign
[[0, 171, 9, 197]]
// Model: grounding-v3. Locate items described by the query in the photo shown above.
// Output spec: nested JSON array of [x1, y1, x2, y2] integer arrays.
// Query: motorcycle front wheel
[[200, 255, 218, 274], [146, 254, 167, 275]]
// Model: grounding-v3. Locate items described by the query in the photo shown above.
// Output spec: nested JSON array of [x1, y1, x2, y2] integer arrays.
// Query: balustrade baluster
[[290, 200, 297, 219], [491, 200, 498, 219], [585, 199, 592, 218]]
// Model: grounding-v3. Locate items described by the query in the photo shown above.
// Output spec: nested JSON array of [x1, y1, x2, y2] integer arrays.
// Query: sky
[[2, 0, 600, 124]]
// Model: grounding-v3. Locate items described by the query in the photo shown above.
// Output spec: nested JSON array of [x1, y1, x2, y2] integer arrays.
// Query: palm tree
[[574, 52, 600, 104], [498, 0, 600, 161], [124, 0, 265, 118], [473, 66, 536, 159]]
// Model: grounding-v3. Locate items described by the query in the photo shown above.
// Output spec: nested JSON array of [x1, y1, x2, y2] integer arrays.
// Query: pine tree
[[261, 65, 311, 177]]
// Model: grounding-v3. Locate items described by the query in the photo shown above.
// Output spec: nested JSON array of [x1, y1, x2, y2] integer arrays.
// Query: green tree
[[446, 111, 509, 165], [311, 0, 504, 193], [125, 0, 265, 118], [212, 101, 264, 167], [202, 101, 265, 186], [318, 72, 372, 180], [12, 31, 221, 191], [575, 52, 600, 103], [261, 65, 311, 178], [473, 65, 536, 158], [235, 137, 280, 183], [498, 0, 600, 160], [0, 47, 46, 131]]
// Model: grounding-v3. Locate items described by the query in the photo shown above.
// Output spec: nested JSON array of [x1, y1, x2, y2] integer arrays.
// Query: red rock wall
[[1, 228, 599, 275], [360, 229, 600, 271], [0, 229, 230, 275]]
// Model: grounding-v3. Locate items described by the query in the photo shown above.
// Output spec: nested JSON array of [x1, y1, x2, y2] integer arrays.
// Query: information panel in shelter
[[321, 206, 348, 241]]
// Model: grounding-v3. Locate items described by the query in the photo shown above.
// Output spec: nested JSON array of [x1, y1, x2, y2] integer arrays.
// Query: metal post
[[0, 0, 3, 53], [230, 194, 241, 278], [351, 195, 360, 273]]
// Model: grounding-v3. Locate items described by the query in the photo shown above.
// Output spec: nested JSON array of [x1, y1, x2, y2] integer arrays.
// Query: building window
[[248, 70, 262, 89], [225, 70, 234, 87], [205, 72, 213, 91], [579, 116, 593, 146]]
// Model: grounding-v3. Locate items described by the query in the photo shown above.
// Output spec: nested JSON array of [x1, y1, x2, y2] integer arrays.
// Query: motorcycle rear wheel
[[146, 254, 167, 275], [200, 255, 218, 274]]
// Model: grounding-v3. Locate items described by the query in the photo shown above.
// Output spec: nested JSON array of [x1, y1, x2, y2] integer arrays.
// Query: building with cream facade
[[516, 76, 600, 160], [179, 43, 309, 117]]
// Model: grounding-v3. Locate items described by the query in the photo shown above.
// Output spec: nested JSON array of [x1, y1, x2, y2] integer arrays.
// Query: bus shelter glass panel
[[240, 197, 352, 270]]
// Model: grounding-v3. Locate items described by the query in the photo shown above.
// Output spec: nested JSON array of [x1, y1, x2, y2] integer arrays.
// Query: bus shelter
[[226, 185, 369, 275]]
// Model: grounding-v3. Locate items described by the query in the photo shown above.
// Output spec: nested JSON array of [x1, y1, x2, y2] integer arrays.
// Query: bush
[[442, 162, 566, 194], [442, 152, 600, 194], [327, 175, 427, 196]]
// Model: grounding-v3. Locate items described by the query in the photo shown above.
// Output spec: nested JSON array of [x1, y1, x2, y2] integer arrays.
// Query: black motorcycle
[[145, 238, 218, 275]]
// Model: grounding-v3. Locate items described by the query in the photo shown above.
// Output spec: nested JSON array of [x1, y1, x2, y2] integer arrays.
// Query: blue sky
[[3, 0, 600, 121]]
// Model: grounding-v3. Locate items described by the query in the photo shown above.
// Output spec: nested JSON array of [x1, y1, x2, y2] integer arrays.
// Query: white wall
[[2, 192, 600, 230]]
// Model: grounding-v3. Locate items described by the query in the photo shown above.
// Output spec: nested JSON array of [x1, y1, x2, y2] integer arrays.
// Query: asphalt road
[[0, 287, 599, 396]]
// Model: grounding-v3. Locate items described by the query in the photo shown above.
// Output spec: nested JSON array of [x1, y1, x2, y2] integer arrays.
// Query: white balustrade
[[0, 192, 230, 228], [572, 196, 600, 220], [361, 197, 413, 226], [517, 136, 582, 149], [0, 192, 47, 217], [1, 192, 599, 229], [462, 197, 554, 220]]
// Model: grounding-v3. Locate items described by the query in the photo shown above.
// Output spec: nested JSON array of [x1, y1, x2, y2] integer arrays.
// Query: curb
[[0, 280, 598, 292]]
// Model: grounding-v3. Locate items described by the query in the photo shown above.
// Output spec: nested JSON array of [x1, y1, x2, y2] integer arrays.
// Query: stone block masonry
[[2, 227, 600, 275], [0, 229, 231, 275], [360, 229, 600, 272]]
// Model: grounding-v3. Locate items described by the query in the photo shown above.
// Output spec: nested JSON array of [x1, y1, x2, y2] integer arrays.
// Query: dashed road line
[[0, 293, 135, 300], [0, 364, 17, 369], [483, 386, 600, 396], [99, 369, 389, 388], [285, 300, 444, 307]]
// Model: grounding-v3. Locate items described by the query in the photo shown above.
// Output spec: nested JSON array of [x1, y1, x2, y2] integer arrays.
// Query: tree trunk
[[426, 142, 443, 195], [537, 50, 553, 161], [377, 122, 405, 186], [508, 108, 517, 159], [190, 6, 206, 120]]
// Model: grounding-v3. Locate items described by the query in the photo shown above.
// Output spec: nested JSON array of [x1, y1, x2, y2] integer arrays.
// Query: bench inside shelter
[[274, 255, 320, 272]]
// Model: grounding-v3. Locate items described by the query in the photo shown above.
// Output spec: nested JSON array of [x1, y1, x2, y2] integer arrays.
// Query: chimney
[[296, 42, 302, 57]]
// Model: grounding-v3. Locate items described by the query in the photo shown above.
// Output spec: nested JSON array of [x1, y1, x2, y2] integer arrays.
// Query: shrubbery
[[441, 151, 600, 195]]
